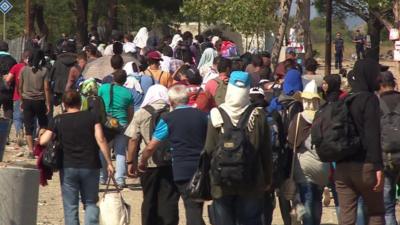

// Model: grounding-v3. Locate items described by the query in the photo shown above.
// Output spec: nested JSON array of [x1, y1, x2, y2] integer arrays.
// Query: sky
[[291, 2, 366, 29]]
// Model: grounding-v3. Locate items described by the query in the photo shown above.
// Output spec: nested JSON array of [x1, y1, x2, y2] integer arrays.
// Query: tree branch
[[370, 10, 393, 31], [335, 0, 369, 21]]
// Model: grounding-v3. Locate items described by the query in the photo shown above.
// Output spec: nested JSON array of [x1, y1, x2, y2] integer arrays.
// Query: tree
[[296, 0, 313, 59], [315, 0, 395, 61], [271, 0, 293, 68], [74, 0, 89, 47]]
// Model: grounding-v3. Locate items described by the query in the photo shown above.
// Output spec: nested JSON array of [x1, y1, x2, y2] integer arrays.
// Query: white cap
[[301, 80, 320, 99], [249, 87, 265, 96]]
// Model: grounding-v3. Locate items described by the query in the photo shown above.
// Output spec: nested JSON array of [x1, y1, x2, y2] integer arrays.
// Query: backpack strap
[[379, 98, 391, 114], [237, 105, 256, 129], [158, 71, 164, 83], [143, 104, 169, 140], [109, 84, 114, 112], [218, 107, 235, 131]]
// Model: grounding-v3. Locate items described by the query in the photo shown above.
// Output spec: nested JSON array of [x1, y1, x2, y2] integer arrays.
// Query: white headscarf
[[211, 36, 220, 46], [211, 72, 251, 127], [197, 48, 217, 70], [170, 34, 182, 50], [133, 27, 149, 49], [140, 84, 170, 108]]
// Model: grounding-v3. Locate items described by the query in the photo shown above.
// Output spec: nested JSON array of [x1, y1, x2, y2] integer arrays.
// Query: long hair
[[28, 48, 45, 73]]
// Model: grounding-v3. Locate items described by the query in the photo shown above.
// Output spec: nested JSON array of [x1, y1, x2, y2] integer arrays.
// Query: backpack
[[220, 41, 239, 58], [311, 94, 361, 162], [267, 110, 286, 187], [214, 78, 227, 106], [210, 105, 257, 188], [81, 95, 107, 124], [142, 105, 172, 163], [380, 99, 400, 154]]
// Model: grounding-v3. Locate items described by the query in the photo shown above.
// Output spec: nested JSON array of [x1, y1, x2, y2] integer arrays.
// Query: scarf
[[140, 84, 170, 108], [197, 48, 217, 71], [170, 34, 182, 50], [134, 27, 149, 49], [211, 83, 250, 127]]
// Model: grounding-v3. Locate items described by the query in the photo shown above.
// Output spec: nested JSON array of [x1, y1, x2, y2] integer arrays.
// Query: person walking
[[138, 85, 208, 225], [353, 30, 365, 60], [39, 90, 114, 225], [335, 58, 384, 225], [334, 32, 345, 69], [144, 51, 173, 88], [125, 84, 180, 225], [98, 69, 134, 188], [65, 52, 87, 92], [204, 71, 272, 225], [377, 71, 400, 225], [19, 48, 51, 157], [288, 80, 330, 225], [5, 50, 30, 147]]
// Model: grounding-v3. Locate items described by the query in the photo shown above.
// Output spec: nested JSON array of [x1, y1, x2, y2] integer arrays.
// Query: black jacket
[[346, 58, 382, 169], [49, 52, 76, 94]]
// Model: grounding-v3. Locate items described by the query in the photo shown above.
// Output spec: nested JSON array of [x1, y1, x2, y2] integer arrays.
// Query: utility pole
[[325, 0, 332, 76], [25, 0, 31, 38]]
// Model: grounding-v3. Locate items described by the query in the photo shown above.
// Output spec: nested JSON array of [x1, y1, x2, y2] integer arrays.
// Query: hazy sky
[[291, 2, 365, 29]]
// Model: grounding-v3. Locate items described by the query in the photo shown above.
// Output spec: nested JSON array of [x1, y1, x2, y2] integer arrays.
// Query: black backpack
[[210, 105, 257, 188], [311, 94, 361, 162], [380, 99, 400, 153]]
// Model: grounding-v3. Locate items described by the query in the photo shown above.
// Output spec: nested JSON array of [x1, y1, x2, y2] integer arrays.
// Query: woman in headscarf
[[322, 74, 347, 102], [170, 34, 183, 51], [287, 80, 329, 225], [198, 48, 218, 78], [125, 84, 179, 225], [204, 71, 272, 225], [134, 27, 149, 50]]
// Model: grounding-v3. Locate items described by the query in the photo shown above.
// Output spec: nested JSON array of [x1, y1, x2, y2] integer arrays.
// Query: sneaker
[[117, 183, 127, 190]]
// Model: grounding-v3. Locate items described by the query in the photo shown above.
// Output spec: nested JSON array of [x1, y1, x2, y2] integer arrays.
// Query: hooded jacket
[[49, 52, 77, 95], [0, 52, 16, 99], [346, 58, 382, 169]]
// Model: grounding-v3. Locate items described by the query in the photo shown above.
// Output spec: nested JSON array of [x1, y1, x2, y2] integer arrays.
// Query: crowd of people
[[0, 26, 396, 225]]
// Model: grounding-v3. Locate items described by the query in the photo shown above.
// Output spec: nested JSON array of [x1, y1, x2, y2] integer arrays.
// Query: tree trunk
[[91, 0, 101, 28], [105, 0, 118, 42], [271, 0, 293, 69], [325, 0, 332, 76], [34, 3, 48, 47], [25, 0, 34, 38], [367, 8, 383, 62], [301, 0, 313, 59], [75, 0, 89, 48]]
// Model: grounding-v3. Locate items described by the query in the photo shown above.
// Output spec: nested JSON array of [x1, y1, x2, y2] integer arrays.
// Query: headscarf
[[133, 27, 149, 49], [197, 48, 217, 70], [211, 71, 251, 126], [80, 78, 100, 97], [349, 58, 380, 93], [140, 84, 170, 108], [170, 34, 182, 50], [211, 36, 220, 46], [323, 74, 341, 102], [283, 69, 303, 95]]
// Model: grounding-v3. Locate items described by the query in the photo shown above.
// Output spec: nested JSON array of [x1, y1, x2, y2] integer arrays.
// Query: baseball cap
[[147, 51, 163, 61], [250, 87, 265, 96], [229, 71, 251, 88]]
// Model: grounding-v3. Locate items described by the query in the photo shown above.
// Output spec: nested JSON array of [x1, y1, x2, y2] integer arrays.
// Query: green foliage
[[310, 16, 352, 43], [181, 0, 278, 35]]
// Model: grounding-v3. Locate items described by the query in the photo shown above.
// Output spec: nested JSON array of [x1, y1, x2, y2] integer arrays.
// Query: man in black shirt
[[353, 30, 365, 60], [334, 32, 344, 69]]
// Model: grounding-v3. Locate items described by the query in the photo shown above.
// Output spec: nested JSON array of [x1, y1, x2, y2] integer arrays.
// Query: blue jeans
[[384, 170, 399, 225], [213, 195, 264, 225], [60, 168, 100, 225], [298, 182, 323, 225], [100, 133, 128, 185], [13, 100, 23, 134]]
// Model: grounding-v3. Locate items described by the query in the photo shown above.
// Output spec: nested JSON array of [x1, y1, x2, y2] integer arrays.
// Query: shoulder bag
[[280, 113, 301, 201]]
